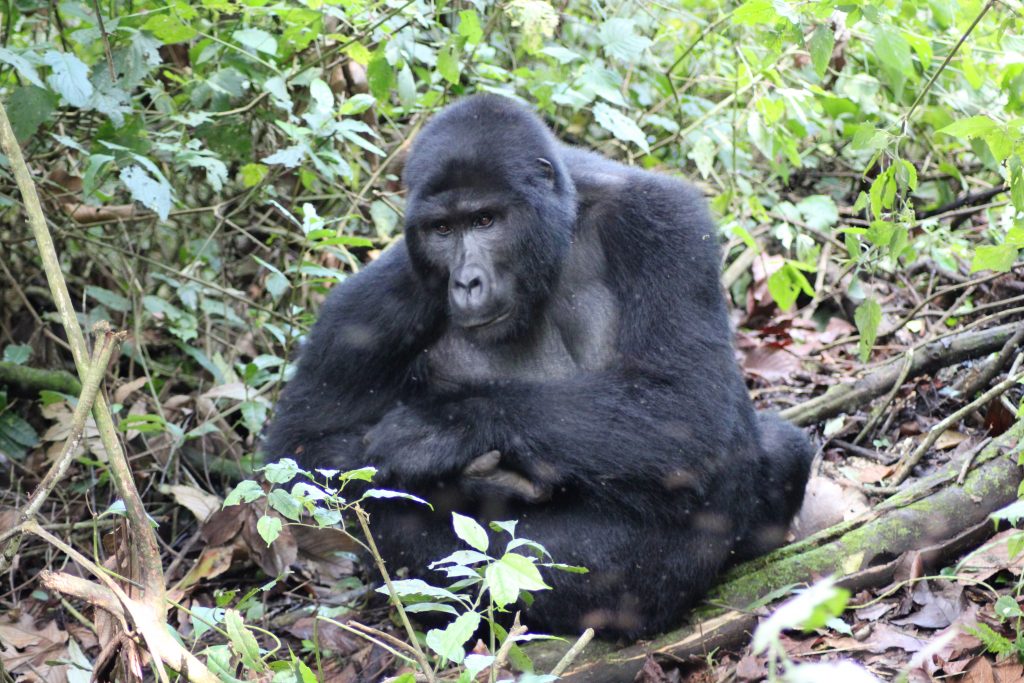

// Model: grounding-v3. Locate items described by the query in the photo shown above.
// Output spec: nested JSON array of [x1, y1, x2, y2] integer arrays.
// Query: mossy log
[[528, 422, 1023, 681], [0, 361, 81, 395], [780, 322, 1020, 426]]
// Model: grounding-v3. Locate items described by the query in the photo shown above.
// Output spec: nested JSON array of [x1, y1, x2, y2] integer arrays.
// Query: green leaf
[[752, 579, 849, 654], [1009, 158, 1024, 213], [340, 93, 375, 116], [871, 26, 912, 92], [43, 50, 93, 107], [2, 344, 30, 364], [485, 553, 550, 609], [598, 18, 652, 62], [240, 163, 269, 187], [120, 165, 172, 220], [256, 514, 282, 545], [367, 49, 394, 101], [0, 411, 39, 460], [224, 609, 266, 672], [970, 244, 1018, 273], [141, 13, 197, 44], [808, 25, 834, 78], [995, 595, 1023, 619], [854, 298, 881, 363], [361, 489, 430, 505], [437, 40, 461, 85], [425, 611, 480, 663], [377, 578, 461, 602], [268, 489, 302, 521], [732, 0, 777, 25], [263, 458, 300, 484], [5, 86, 57, 140], [767, 262, 813, 311], [234, 28, 278, 56], [452, 512, 489, 552], [190, 605, 224, 640], [795, 195, 839, 230], [0, 47, 44, 87], [937, 116, 998, 140], [458, 10, 483, 45], [592, 102, 649, 153], [224, 480, 265, 506]]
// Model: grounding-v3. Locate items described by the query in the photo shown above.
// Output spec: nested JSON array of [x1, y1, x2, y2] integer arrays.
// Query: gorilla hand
[[362, 404, 469, 485], [462, 450, 552, 503]]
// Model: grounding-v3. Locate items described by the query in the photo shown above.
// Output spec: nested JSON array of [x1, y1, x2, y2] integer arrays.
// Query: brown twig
[[890, 365, 1024, 484], [354, 504, 436, 682], [853, 348, 914, 446], [550, 628, 596, 677]]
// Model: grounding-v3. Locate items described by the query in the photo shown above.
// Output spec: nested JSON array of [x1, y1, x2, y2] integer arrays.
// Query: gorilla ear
[[537, 157, 555, 184]]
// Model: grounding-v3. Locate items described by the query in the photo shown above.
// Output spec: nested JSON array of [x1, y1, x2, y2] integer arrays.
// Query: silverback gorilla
[[263, 95, 813, 638]]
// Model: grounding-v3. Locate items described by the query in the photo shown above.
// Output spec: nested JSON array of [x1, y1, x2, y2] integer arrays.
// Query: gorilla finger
[[463, 450, 502, 476], [471, 468, 551, 503]]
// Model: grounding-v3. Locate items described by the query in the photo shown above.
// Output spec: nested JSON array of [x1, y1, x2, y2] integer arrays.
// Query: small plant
[[223, 459, 587, 681], [751, 577, 880, 683]]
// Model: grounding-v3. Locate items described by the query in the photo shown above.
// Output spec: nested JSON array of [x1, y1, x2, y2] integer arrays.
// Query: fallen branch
[[0, 361, 82, 395], [781, 322, 1019, 426], [527, 422, 1023, 681]]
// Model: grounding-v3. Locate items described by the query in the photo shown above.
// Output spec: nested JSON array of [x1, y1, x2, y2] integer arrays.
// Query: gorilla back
[[262, 95, 813, 638]]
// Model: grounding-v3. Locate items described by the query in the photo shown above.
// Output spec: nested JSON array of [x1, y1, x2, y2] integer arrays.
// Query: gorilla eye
[[475, 214, 493, 228], [434, 223, 452, 236]]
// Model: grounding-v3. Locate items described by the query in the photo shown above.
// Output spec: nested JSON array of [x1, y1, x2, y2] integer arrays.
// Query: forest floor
[[1, 243, 1023, 683]]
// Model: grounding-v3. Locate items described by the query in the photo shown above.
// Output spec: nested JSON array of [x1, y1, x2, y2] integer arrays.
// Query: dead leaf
[[169, 545, 234, 602], [932, 430, 968, 451], [743, 346, 803, 382], [635, 654, 678, 683], [893, 580, 966, 629], [735, 654, 765, 681], [113, 376, 149, 405], [958, 530, 1024, 582], [159, 484, 222, 523], [0, 614, 70, 682], [964, 656, 997, 683], [857, 463, 894, 484], [288, 617, 361, 656]]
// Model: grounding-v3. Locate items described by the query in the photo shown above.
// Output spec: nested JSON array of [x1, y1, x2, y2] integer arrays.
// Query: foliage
[[223, 460, 577, 680], [1, 0, 1023, 678]]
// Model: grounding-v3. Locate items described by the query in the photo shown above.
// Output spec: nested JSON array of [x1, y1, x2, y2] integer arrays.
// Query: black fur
[[262, 95, 813, 638]]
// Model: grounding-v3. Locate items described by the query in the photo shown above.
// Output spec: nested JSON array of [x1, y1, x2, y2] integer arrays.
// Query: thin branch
[[901, 0, 996, 128], [354, 504, 437, 682], [890, 366, 1024, 484]]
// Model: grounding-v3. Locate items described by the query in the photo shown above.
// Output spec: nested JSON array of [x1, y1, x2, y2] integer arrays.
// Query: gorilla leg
[[519, 506, 734, 638], [733, 413, 813, 562]]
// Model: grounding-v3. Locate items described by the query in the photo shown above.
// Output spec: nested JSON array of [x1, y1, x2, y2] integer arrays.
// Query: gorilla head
[[403, 95, 578, 341]]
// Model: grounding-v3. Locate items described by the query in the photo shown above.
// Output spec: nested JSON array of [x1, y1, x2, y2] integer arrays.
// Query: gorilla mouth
[[462, 309, 512, 330]]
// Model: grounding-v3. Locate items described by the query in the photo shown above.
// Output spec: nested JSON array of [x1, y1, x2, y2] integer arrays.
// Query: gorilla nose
[[450, 266, 488, 311]]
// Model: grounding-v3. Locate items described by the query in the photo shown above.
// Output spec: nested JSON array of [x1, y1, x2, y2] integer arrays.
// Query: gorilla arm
[[363, 173, 755, 508], [261, 244, 444, 470]]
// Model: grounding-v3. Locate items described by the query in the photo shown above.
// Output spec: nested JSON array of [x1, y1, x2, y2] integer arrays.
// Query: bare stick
[[550, 628, 595, 677], [354, 504, 436, 682], [0, 327, 121, 566], [854, 348, 914, 446]]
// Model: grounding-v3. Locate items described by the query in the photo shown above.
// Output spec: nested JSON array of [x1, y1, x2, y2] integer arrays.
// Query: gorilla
[[262, 94, 813, 638]]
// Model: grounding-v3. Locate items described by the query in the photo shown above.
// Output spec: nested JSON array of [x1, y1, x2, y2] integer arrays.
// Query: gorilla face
[[402, 96, 578, 342]]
